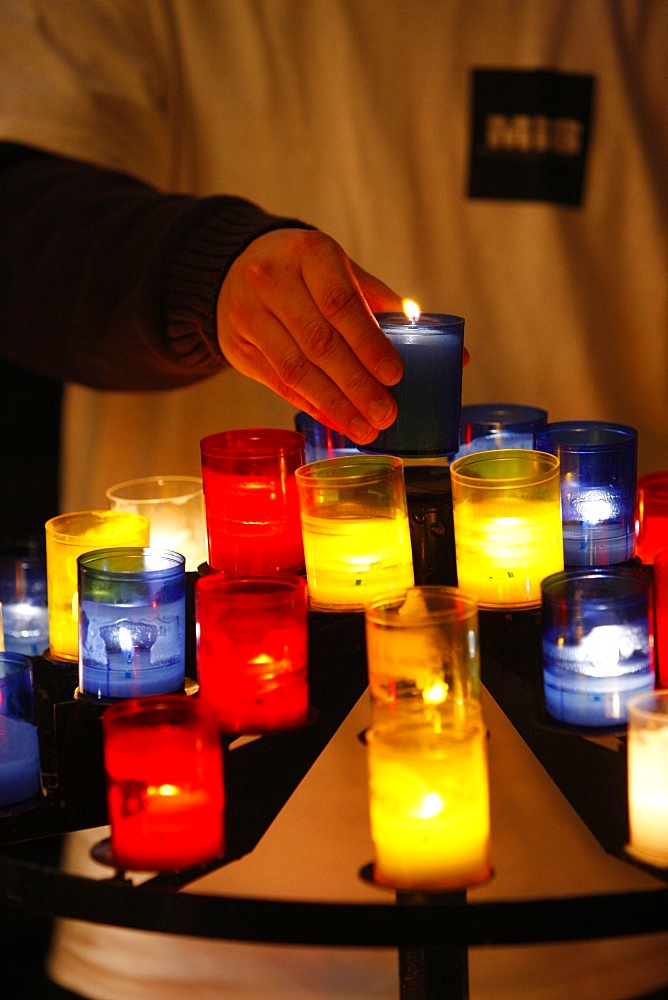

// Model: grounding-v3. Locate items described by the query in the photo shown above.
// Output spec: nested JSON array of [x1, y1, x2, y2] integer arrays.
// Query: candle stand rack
[[0, 580, 667, 999]]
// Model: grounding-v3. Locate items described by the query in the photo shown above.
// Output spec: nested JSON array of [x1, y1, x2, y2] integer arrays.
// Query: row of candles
[[1, 306, 668, 885]]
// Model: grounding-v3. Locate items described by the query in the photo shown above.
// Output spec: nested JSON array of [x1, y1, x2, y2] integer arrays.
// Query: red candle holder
[[654, 549, 668, 689], [200, 428, 305, 574], [196, 573, 309, 733], [102, 695, 224, 871]]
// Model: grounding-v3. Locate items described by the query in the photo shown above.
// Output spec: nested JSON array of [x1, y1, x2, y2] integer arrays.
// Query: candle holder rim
[[195, 570, 306, 595], [44, 509, 151, 541], [374, 311, 465, 329], [295, 453, 404, 484], [200, 427, 305, 459], [364, 584, 478, 624], [534, 420, 638, 451], [105, 474, 203, 503], [77, 546, 186, 577], [541, 566, 651, 605], [449, 448, 560, 486], [0, 650, 34, 677], [626, 688, 668, 720], [101, 692, 219, 730]]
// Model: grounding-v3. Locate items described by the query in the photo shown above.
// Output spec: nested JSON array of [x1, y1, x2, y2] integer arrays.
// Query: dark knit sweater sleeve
[[0, 146, 311, 390]]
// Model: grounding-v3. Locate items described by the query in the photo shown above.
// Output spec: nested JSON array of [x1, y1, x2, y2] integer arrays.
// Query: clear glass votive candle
[[196, 573, 309, 733], [362, 312, 465, 458], [456, 402, 547, 456], [366, 722, 492, 891], [78, 548, 186, 701], [294, 411, 357, 463], [626, 690, 668, 868], [534, 421, 638, 567], [450, 449, 564, 609], [652, 548, 668, 689], [0, 536, 49, 656], [102, 694, 224, 871], [45, 510, 150, 662], [200, 429, 305, 574], [296, 455, 414, 611], [365, 587, 481, 730], [0, 652, 41, 808], [541, 568, 655, 728], [634, 471, 668, 565], [106, 475, 207, 571]]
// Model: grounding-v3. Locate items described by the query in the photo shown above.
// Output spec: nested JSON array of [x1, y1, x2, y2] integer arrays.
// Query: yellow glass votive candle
[[45, 510, 150, 661], [450, 449, 564, 609], [626, 691, 668, 868], [296, 456, 414, 611], [365, 586, 482, 730], [366, 723, 491, 890]]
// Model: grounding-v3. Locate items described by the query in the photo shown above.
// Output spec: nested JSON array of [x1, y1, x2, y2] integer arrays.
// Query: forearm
[[0, 146, 308, 390]]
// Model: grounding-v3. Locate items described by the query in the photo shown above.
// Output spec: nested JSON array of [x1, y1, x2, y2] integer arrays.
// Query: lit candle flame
[[402, 299, 420, 325]]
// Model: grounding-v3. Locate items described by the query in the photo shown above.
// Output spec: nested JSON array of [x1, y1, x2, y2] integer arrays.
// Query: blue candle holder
[[534, 421, 637, 566], [294, 411, 358, 463], [456, 403, 547, 456], [0, 652, 41, 808], [0, 536, 49, 656], [78, 547, 186, 701], [362, 313, 465, 458], [541, 568, 655, 728]]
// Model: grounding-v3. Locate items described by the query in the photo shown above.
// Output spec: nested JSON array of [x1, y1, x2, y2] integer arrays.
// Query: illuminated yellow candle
[[301, 513, 414, 611], [296, 455, 415, 612], [450, 449, 563, 609], [366, 723, 491, 890], [45, 511, 150, 661], [627, 691, 668, 868]]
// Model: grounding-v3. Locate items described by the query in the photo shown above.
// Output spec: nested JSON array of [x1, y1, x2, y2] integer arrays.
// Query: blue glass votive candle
[[78, 548, 186, 701], [541, 568, 655, 728], [0, 652, 41, 808], [294, 411, 358, 463], [457, 403, 547, 456], [0, 536, 49, 656], [534, 421, 637, 566], [363, 312, 465, 458]]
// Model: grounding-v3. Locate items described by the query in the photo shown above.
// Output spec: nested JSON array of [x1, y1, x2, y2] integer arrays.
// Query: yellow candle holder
[[365, 586, 481, 730], [295, 455, 414, 612], [626, 690, 668, 869], [366, 721, 492, 891], [449, 449, 564, 609], [45, 510, 150, 661]]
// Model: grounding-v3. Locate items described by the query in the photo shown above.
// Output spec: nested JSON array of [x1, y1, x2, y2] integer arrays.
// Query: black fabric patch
[[468, 69, 594, 206]]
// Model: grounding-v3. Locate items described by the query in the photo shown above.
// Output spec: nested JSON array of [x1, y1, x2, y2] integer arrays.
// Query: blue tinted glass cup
[[78, 547, 186, 701], [0, 651, 41, 808], [457, 403, 547, 456], [362, 313, 465, 458], [0, 536, 49, 656], [534, 421, 637, 566], [294, 412, 358, 463], [541, 568, 654, 728]]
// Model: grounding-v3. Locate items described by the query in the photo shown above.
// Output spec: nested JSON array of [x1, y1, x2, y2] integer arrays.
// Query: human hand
[[216, 228, 405, 445]]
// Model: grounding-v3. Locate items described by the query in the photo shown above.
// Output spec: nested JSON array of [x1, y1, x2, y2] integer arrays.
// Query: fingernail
[[368, 399, 394, 427], [375, 357, 402, 384], [350, 416, 373, 441]]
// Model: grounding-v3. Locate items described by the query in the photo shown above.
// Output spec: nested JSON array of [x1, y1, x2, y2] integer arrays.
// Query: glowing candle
[[363, 303, 465, 458], [626, 691, 668, 868], [102, 695, 224, 870], [653, 548, 668, 688], [296, 455, 414, 612], [106, 475, 208, 571], [634, 471, 668, 565], [196, 573, 309, 733], [0, 548, 49, 656], [78, 548, 186, 701], [366, 723, 491, 890], [534, 421, 637, 566], [365, 587, 482, 731], [0, 652, 41, 808], [200, 429, 305, 574], [541, 568, 654, 727], [45, 510, 150, 661], [450, 449, 563, 609]]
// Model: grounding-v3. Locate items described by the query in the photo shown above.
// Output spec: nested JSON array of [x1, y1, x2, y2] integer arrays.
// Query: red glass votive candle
[[102, 695, 224, 870], [635, 471, 668, 565], [200, 429, 305, 574], [196, 573, 309, 733], [654, 549, 668, 689]]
